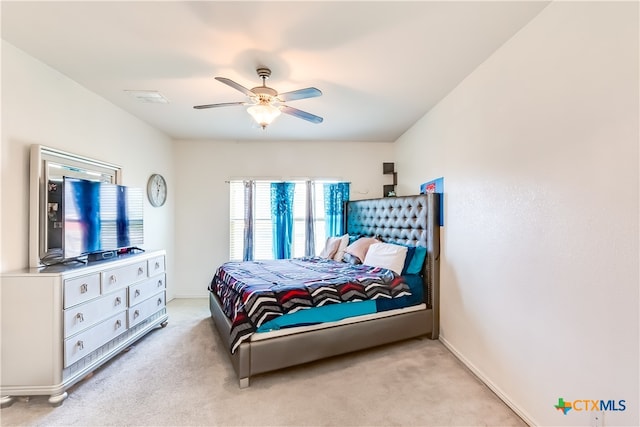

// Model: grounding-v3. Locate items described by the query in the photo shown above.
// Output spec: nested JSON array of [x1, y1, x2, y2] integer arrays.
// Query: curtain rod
[[225, 179, 351, 183]]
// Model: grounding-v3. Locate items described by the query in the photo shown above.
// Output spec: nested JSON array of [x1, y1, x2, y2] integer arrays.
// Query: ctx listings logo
[[555, 397, 627, 415]]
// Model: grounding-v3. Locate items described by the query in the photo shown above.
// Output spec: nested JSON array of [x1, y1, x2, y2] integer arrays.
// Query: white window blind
[[229, 181, 245, 261], [253, 181, 274, 260]]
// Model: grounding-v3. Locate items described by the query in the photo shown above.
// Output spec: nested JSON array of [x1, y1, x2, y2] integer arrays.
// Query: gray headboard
[[344, 194, 440, 318]]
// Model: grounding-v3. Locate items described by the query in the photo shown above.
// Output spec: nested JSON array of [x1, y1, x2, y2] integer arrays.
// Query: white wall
[[395, 2, 638, 426], [1, 41, 176, 298], [172, 139, 394, 298]]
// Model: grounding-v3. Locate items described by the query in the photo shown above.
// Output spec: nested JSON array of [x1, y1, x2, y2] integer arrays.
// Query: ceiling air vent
[[125, 90, 169, 104]]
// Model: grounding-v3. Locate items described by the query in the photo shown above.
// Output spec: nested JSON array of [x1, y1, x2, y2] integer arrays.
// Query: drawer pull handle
[[134, 289, 141, 297], [115, 319, 122, 329], [157, 280, 163, 288], [109, 275, 117, 284], [138, 267, 144, 275], [115, 297, 121, 306], [134, 310, 140, 319], [77, 340, 84, 350], [157, 298, 163, 306], [80, 283, 88, 293], [76, 313, 84, 322], [155, 261, 160, 269]]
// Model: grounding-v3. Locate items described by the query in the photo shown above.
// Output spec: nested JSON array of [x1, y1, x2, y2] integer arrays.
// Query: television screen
[[63, 177, 144, 259]]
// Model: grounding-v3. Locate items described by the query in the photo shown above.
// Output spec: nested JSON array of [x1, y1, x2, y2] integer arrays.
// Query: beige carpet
[[1, 299, 526, 426]]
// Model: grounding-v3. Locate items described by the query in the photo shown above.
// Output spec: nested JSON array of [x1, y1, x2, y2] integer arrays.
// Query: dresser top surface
[[2, 249, 165, 277]]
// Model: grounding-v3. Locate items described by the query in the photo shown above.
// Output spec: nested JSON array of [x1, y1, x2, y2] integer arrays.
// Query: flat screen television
[[63, 177, 144, 260]]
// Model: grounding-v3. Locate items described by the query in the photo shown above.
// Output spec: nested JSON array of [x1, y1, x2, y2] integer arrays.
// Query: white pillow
[[333, 234, 350, 262], [319, 236, 341, 259], [363, 242, 408, 275]]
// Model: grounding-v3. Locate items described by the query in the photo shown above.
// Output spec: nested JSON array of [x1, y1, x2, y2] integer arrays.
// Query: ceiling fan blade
[[214, 77, 255, 97], [193, 102, 248, 109], [280, 105, 323, 124], [278, 87, 322, 102]]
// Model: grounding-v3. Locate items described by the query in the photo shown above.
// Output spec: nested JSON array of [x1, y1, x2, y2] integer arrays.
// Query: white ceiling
[[1, 1, 549, 142]]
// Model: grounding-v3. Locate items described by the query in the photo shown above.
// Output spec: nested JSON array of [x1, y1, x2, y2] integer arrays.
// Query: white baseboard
[[439, 336, 537, 426], [170, 294, 209, 299]]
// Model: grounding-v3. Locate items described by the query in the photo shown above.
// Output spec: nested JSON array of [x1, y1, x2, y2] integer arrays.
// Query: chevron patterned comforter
[[209, 257, 412, 353]]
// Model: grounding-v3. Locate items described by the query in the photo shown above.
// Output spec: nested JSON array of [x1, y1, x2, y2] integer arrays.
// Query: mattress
[[209, 257, 417, 352]]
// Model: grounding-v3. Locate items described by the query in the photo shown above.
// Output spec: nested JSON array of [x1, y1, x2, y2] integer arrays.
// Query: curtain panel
[[324, 182, 350, 238], [304, 180, 316, 257], [270, 182, 295, 259], [242, 180, 255, 261]]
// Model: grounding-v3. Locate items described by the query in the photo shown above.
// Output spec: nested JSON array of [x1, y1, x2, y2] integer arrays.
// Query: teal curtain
[[270, 182, 295, 259], [324, 182, 350, 238]]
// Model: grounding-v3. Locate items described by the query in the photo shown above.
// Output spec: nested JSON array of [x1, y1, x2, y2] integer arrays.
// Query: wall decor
[[420, 177, 444, 226]]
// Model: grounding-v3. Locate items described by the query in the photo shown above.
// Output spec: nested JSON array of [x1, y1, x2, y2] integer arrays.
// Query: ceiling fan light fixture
[[247, 103, 281, 129], [194, 67, 323, 128]]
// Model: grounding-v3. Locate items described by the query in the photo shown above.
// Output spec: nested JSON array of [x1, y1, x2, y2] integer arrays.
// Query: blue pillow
[[406, 246, 427, 274], [400, 246, 416, 275]]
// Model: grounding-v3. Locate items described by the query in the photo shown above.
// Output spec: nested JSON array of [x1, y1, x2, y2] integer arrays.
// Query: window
[[229, 180, 340, 261], [229, 181, 245, 261]]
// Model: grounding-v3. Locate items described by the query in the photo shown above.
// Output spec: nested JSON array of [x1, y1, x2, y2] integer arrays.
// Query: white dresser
[[0, 250, 168, 407]]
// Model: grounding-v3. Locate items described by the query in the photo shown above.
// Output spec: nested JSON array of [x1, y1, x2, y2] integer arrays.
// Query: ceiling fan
[[194, 67, 323, 129]]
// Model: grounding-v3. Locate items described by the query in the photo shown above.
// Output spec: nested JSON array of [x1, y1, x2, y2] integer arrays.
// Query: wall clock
[[147, 174, 167, 207]]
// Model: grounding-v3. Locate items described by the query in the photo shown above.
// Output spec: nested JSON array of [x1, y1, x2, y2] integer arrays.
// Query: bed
[[208, 193, 440, 387]]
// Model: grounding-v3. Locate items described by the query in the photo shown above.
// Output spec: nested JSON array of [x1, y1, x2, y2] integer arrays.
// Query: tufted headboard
[[344, 194, 440, 318]]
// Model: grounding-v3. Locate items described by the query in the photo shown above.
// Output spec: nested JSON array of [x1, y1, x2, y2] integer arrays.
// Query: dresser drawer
[[128, 291, 165, 328], [147, 255, 165, 276], [64, 311, 127, 367], [101, 261, 147, 294], [64, 273, 101, 309], [128, 275, 166, 306], [63, 288, 127, 338]]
